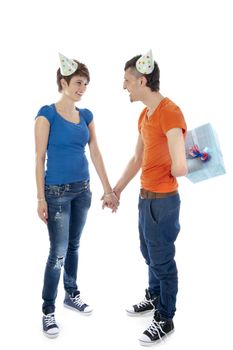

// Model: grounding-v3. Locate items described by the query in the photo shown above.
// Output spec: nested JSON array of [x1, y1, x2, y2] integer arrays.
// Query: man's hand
[[101, 192, 120, 213]]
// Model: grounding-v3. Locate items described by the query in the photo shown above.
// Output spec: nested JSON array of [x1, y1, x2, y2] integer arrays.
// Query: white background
[[1, 0, 232, 349]]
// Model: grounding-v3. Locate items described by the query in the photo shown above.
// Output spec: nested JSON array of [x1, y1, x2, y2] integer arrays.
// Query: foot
[[64, 290, 93, 315], [126, 289, 158, 316], [139, 311, 174, 346], [42, 313, 59, 338]]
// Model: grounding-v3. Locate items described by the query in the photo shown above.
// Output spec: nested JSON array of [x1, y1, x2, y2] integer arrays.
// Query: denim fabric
[[42, 180, 92, 314], [138, 193, 181, 319]]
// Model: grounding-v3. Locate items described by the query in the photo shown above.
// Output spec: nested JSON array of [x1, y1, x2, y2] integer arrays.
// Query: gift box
[[185, 123, 226, 183]]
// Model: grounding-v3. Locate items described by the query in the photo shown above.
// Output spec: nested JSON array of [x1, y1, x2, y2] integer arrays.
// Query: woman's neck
[[56, 96, 76, 113]]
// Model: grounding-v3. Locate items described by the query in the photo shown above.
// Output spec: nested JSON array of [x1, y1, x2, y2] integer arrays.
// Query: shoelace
[[72, 294, 86, 307], [146, 319, 167, 341], [44, 313, 56, 327], [137, 298, 152, 308]]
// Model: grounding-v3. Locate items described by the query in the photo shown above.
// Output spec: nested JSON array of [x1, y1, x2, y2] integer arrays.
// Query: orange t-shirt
[[138, 97, 187, 193]]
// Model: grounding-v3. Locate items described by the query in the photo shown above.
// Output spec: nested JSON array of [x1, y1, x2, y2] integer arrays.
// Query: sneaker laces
[[146, 319, 167, 341], [136, 298, 153, 309], [44, 313, 56, 327], [71, 294, 86, 308]]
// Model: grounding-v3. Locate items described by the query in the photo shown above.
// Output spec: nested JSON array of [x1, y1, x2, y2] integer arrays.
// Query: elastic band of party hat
[[136, 50, 154, 74], [58, 53, 78, 76]]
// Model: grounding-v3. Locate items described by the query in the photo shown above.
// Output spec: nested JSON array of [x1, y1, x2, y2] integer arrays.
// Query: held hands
[[101, 190, 120, 213]]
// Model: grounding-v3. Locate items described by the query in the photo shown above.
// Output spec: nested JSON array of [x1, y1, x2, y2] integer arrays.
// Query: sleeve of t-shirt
[[138, 108, 147, 133], [35, 105, 55, 125], [82, 109, 93, 125], [160, 106, 187, 135]]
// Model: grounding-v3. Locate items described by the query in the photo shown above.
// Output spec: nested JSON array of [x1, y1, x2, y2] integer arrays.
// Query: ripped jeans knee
[[47, 255, 65, 269]]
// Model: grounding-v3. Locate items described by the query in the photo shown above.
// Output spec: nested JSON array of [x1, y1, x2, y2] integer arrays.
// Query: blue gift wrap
[[185, 123, 226, 183]]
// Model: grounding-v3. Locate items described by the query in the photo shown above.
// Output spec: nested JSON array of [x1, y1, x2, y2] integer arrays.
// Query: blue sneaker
[[42, 313, 59, 338], [64, 291, 93, 315]]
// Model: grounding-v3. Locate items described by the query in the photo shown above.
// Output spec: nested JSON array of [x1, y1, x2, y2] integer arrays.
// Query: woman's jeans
[[138, 193, 181, 319], [42, 180, 92, 314]]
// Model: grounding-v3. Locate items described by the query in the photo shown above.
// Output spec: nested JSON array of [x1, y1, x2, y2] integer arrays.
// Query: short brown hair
[[57, 60, 90, 92], [124, 55, 160, 92]]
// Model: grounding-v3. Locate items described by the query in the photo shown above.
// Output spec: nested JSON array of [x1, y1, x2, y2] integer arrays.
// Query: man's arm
[[166, 128, 188, 177], [114, 133, 144, 198]]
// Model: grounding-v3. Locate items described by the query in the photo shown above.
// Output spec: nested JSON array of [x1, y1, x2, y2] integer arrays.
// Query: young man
[[113, 50, 187, 345]]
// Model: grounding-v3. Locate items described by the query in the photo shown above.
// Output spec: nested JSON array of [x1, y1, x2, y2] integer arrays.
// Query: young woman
[[35, 53, 118, 338]]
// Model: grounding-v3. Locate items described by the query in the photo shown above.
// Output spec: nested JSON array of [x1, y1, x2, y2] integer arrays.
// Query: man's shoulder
[[138, 107, 147, 131], [138, 107, 147, 121], [160, 98, 182, 115]]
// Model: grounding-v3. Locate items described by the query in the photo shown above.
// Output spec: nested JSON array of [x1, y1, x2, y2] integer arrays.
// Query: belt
[[140, 188, 178, 199]]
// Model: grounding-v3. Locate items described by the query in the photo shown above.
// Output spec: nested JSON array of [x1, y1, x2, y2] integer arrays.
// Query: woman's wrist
[[37, 198, 46, 202], [104, 191, 114, 197]]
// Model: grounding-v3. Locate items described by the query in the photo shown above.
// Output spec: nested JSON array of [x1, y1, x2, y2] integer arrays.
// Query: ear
[[139, 76, 147, 87], [60, 78, 68, 90]]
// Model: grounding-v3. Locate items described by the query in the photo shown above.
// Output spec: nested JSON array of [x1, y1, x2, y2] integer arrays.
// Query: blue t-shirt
[[36, 104, 93, 185]]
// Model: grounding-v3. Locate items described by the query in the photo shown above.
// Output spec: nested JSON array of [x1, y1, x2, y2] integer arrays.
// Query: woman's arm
[[88, 121, 119, 211], [34, 116, 50, 224]]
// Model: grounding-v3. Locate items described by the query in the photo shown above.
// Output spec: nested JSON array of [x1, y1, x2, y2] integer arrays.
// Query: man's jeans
[[138, 193, 181, 319], [42, 180, 92, 314]]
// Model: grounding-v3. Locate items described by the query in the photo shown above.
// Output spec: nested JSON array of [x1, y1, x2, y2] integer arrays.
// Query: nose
[[123, 81, 127, 90], [81, 84, 87, 92]]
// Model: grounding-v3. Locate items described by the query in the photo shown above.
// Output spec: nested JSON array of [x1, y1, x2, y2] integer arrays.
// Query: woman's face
[[62, 75, 88, 101]]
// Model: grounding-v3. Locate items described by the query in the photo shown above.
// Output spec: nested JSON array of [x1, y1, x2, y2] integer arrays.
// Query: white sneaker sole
[[138, 329, 175, 346], [63, 303, 93, 316], [43, 330, 59, 339]]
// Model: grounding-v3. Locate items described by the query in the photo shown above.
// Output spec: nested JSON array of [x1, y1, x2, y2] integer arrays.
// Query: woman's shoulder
[[36, 104, 55, 124], [79, 108, 93, 125], [37, 104, 54, 115], [79, 107, 93, 116]]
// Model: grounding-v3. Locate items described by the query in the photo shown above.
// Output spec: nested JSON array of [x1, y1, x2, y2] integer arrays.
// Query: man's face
[[123, 68, 142, 102]]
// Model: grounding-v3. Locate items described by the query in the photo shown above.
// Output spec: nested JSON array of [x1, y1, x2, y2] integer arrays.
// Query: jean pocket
[[149, 201, 159, 224], [149, 198, 180, 225]]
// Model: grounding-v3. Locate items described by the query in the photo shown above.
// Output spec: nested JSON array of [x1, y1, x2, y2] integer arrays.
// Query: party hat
[[58, 53, 78, 76], [136, 50, 154, 74]]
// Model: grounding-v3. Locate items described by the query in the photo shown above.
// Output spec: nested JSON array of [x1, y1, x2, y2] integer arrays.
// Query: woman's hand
[[101, 192, 120, 213], [37, 200, 48, 224]]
